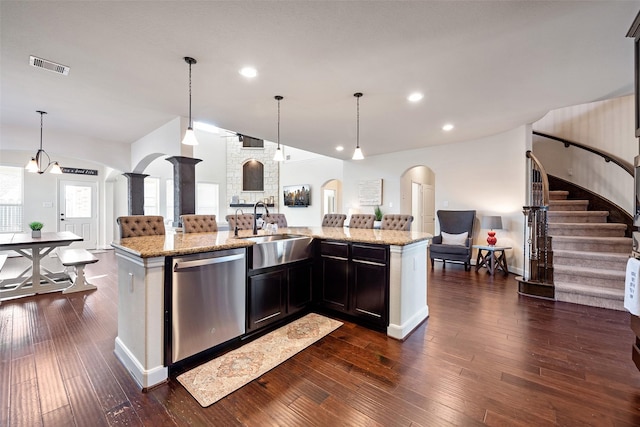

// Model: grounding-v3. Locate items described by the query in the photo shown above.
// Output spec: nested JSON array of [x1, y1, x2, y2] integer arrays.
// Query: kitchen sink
[[241, 234, 304, 244], [242, 234, 313, 269]]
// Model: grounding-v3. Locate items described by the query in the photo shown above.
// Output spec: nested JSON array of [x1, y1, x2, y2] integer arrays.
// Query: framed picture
[[358, 179, 382, 206], [283, 184, 311, 207]]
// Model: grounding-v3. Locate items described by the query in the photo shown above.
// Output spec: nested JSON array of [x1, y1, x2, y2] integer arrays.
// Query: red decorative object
[[486, 231, 497, 246]]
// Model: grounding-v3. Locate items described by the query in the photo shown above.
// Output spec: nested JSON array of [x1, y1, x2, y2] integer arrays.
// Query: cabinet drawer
[[352, 244, 387, 264], [320, 241, 349, 258]]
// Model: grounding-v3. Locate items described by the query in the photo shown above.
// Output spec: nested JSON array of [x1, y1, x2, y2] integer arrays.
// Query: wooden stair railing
[[533, 131, 634, 177], [518, 151, 554, 299]]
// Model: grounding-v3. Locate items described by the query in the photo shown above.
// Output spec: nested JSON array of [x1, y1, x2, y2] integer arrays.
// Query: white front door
[[59, 180, 98, 249]]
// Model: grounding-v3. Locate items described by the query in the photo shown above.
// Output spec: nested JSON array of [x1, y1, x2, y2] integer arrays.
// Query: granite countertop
[[111, 227, 432, 258]]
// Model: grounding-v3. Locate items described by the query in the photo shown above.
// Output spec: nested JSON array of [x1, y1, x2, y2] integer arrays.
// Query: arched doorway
[[320, 179, 342, 221], [400, 166, 435, 234]]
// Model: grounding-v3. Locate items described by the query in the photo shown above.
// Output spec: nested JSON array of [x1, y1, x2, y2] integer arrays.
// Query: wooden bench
[[57, 248, 99, 294]]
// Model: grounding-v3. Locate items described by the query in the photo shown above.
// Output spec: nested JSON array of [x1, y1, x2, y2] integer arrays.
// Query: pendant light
[[273, 95, 285, 162], [25, 111, 62, 174], [352, 92, 364, 160], [181, 56, 198, 146]]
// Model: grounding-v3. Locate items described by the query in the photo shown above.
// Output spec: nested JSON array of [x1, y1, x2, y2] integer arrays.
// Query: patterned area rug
[[177, 313, 343, 407]]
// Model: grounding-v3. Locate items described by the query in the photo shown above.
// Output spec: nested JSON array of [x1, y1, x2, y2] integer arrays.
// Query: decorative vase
[[374, 220, 382, 229], [486, 231, 497, 246], [32, 230, 41, 238]]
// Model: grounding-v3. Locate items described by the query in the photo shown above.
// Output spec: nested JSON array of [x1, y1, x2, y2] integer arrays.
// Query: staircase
[[548, 190, 631, 310]]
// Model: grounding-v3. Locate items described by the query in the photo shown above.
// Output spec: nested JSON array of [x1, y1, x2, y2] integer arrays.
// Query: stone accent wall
[[226, 138, 280, 217]]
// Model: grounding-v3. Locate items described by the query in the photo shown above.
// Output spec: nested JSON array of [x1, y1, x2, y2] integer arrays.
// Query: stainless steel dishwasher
[[170, 248, 246, 363]]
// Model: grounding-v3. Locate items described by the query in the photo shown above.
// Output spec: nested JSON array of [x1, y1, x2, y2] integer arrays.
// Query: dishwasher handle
[[173, 253, 245, 272]]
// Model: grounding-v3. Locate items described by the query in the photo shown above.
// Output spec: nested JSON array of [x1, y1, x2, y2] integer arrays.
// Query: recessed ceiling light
[[442, 123, 454, 131], [407, 92, 423, 102], [239, 67, 257, 78], [336, 145, 344, 152]]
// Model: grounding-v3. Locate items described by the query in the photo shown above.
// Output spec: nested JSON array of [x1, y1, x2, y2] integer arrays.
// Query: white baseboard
[[114, 337, 168, 390], [387, 305, 429, 340]]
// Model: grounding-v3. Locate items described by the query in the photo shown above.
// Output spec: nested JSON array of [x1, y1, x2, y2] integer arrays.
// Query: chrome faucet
[[253, 201, 269, 235], [234, 208, 243, 237]]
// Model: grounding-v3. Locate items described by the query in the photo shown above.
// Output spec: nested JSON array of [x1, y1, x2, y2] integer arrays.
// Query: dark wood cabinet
[[318, 241, 350, 312], [288, 263, 313, 314], [247, 260, 314, 332], [247, 269, 286, 331], [317, 240, 389, 329]]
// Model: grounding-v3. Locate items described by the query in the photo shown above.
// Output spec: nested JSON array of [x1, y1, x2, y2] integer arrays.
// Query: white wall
[[341, 126, 529, 273], [279, 146, 344, 226], [1, 124, 131, 172], [1, 150, 111, 247], [533, 95, 635, 213]]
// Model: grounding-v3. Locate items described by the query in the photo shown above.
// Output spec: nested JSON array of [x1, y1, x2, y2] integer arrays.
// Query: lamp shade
[[482, 215, 502, 230]]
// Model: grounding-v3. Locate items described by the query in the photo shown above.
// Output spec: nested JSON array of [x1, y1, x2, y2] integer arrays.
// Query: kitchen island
[[112, 226, 431, 389]]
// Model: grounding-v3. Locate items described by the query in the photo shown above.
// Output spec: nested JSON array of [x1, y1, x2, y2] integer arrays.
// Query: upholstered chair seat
[[117, 215, 166, 238], [380, 214, 414, 231], [180, 214, 218, 233], [322, 213, 347, 227], [429, 210, 476, 271], [349, 214, 375, 229], [226, 214, 255, 231], [264, 213, 288, 228]]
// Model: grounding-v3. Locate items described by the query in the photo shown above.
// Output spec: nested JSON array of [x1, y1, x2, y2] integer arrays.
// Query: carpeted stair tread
[[551, 235, 631, 254], [554, 281, 624, 298], [547, 222, 626, 237], [554, 264, 625, 282], [547, 211, 609, 223], [552, 249, 629, 269], [549, 190, 569, 200], [548, 200, 589, 211]]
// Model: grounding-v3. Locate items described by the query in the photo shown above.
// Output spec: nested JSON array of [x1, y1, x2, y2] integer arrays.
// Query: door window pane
[[65, 185, 92, 218]]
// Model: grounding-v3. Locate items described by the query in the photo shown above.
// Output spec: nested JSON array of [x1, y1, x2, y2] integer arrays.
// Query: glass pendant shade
[[181, 127, 198, 146], [273, 147, 284, 162], [352, 146, 364, 160], [50, 162, 63, 174], [25, 158, 39, 172]]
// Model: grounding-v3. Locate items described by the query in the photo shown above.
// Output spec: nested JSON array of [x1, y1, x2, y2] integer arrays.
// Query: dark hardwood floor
[[1, 250, 640, 426]]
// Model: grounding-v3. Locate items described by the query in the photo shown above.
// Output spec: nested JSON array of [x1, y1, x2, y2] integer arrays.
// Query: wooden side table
[[473, 245, 511, 275]]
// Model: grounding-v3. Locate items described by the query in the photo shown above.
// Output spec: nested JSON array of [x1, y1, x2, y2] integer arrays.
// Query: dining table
[[0, 231, 83, 300]]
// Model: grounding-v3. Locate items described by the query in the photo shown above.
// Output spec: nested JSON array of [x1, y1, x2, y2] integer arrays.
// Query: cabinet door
[[247, 270, 286, 331], [317, 241, 350, 312], [351, 244, 389, 327], [288, 263, 312, 314], [318, 256, 349, 312], [351, 260, 388, 327]]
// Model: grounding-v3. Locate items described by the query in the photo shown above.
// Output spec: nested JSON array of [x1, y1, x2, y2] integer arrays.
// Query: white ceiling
[[1, 1, 639, 161]]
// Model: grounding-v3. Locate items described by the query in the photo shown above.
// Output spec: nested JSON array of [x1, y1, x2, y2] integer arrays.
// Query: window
[[241, 135, 264, 148], [0, 166, 23, 232], [197, 182, 219, 217], [144, 177, 160, 215], [166, 179, 174, 222]]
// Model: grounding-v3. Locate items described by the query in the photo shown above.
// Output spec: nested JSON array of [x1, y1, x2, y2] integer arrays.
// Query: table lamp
[[482, 215, 503, 246]]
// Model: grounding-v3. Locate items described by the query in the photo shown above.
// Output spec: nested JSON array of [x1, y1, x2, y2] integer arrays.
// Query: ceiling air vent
[[29, 55, 70, 76]]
